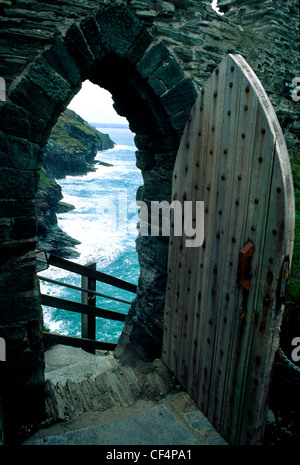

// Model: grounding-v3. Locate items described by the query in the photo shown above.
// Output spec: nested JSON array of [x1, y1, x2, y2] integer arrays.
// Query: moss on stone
[[37, 169, 58, 191]]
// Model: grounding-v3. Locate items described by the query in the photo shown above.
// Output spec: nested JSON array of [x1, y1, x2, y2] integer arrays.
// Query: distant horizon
[[89, 122, 129, 128]]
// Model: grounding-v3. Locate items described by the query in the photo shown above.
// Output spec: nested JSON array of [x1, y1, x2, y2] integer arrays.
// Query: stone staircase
[[22, 345, 227, 446]]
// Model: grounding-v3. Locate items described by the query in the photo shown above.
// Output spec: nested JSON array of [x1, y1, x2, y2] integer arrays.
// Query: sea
[[38, 126, 142, 344]]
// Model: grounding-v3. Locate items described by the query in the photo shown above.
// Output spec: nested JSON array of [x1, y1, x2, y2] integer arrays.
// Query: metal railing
[[36, 252, 137, 354]]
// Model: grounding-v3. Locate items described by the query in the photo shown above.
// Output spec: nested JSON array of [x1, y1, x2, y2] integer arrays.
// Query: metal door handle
[[237, 241, 254, 291]]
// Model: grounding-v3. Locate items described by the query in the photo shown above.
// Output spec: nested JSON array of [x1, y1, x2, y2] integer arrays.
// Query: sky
[[68, 80, 128, 125], [67, 2, 222, 124], [211, 0, 222, 14]]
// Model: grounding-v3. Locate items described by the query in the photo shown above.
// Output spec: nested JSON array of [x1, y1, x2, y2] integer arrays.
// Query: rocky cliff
[[43, 108, 115, 179], [35, 108, 115, 257], [35, 168, 80, 257]]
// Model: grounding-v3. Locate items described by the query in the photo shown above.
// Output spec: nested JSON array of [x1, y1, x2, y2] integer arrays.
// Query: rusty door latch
[[279, 258, 290, 299], [237, 241, 254, 291]]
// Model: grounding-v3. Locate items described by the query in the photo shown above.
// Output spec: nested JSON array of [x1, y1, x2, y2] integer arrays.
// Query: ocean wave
[[42, 127, 140, 339], [103, 144, 135, 152]]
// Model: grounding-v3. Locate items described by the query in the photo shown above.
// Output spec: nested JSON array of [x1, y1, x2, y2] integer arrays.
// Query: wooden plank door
[[162, 54, 295, 445]]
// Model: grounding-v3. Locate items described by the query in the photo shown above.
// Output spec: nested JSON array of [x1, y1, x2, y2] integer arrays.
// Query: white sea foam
[[40, 127, 141, 342]]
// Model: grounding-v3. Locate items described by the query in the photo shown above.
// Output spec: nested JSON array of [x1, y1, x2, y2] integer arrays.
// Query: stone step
[[43, 345, 176, 422], [23, 392, 227, 446], [22, 345, 227, 446]]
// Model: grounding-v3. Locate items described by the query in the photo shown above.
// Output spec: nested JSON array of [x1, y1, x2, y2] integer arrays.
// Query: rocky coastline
[[35, 108, 115, 258]]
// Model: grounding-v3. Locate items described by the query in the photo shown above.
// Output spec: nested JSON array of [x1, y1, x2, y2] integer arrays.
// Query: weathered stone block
[[154, 151, 177, 171], [11, 217, 37, 240], [0, 167, 36, 199], [0, 103, 30, 140], [171, 107, 194, 133], [0, 397, 3, 445], [142, 171, 172, 202], [134, 134, 151, 150], [0, 254, 37, 297], [27, 57, 72, 105], [174, 46, 194, 63], [156, 25, 198, 46], [148, 75, 166, 96], [0, 200, 35, 219], [120, 254, 167, 361], [29, 114, 53, 146], [149, 57, 185, 95], [155, 238, 169, 272], [0, 292, 40, 326], [291, 121, 300, 138], [148, 136, 179, 153], [0, 318, 45, 441], [161, 77, 197, 116], [126, 29, 153, 65], [9, 75, 56, 122], [42, 37, 81, 90], [64, 23, 95, 79], [96, 5, 143, 57], [0, 131, 39, 170], [0, 238, 36, 259], [137, 43, 170, 79], [145, 98, 174, 135], [136, 150, 155, 171], [0, 219, 12, 243], [81, 16, 105, 63], [0, 101, 50, 145], [116, 302, 163, 362]]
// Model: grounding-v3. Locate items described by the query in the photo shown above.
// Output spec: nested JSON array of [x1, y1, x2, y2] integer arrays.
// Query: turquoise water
[[39, 127, 142, 343]]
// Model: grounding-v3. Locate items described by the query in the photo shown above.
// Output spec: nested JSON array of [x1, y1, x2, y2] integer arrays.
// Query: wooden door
[[162, 54, 295, 445]]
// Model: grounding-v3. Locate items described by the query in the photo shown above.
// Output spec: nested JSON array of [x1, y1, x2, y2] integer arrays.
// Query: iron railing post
[[81, 262, 96, 354]]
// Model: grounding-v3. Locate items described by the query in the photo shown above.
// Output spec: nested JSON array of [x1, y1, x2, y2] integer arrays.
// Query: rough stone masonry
[[0, 0, 299, 443]]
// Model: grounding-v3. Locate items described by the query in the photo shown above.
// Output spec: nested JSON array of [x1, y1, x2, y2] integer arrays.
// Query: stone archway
[[1, 0, 298, 444], [0, 2, 197, 439]]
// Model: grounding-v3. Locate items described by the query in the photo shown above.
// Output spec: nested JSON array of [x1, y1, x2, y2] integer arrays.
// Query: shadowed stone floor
[[22, 345, 227, 446]]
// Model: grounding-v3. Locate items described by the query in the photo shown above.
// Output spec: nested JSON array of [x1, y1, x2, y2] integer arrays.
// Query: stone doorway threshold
[[22, 345, 227, 446]]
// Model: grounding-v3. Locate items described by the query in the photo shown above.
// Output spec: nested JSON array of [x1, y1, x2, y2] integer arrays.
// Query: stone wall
[[217, 0, 300, 151], [0, 0, 298, 441]]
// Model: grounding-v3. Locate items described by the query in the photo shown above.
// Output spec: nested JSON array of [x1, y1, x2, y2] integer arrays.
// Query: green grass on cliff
[[49, 108, 108, 149], [37, 169, 59, 191], [50, 109, 93, 147]]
